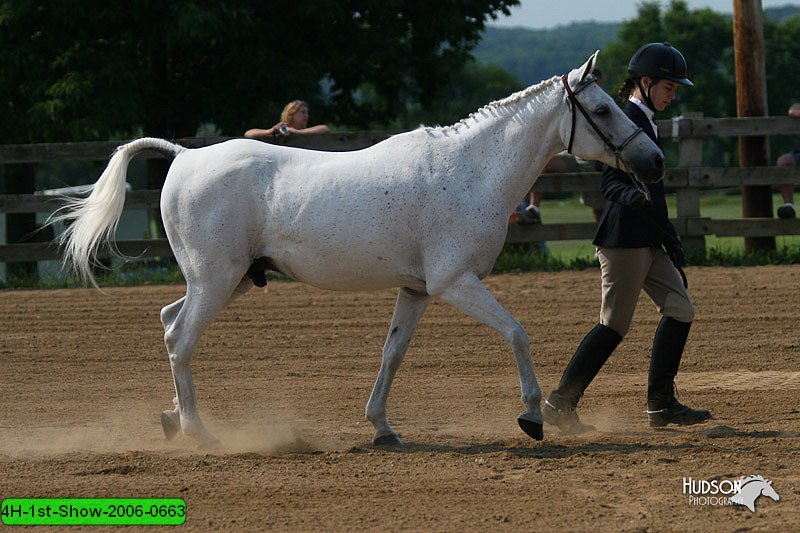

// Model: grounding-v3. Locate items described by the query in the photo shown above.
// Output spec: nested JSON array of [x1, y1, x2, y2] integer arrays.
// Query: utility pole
[[733, 0, 775, 251]]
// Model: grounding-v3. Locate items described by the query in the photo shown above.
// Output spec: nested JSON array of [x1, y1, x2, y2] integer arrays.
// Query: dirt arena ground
[[1, 265, 798, 531]]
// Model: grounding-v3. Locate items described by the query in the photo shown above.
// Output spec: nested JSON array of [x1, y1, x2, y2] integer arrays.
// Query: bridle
[[561, 74, 644, 160], [561, 73, 651, 202]]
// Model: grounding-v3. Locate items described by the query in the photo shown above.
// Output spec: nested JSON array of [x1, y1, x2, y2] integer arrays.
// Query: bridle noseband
[[561, 74, 643, 159]]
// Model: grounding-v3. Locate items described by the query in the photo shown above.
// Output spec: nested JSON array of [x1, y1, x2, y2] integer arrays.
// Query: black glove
[[670, 244, 686, 268], [635, 190, 653, 208], [663, 234, 686, 267]]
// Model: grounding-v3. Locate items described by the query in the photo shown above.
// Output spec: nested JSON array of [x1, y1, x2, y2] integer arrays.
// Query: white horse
[[55, 51, 663, 446], [731, 475, 780, 512]]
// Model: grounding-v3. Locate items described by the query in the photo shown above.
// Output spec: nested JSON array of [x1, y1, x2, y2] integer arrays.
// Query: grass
[[0, 259, 186, 290]]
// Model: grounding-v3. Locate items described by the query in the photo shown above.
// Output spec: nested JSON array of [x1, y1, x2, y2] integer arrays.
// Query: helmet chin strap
[[629, 77, 656, 202], [635, 78, 657, 112]]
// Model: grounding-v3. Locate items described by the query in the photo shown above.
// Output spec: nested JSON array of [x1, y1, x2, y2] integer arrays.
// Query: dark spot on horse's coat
[[391, 326, 399, 335]]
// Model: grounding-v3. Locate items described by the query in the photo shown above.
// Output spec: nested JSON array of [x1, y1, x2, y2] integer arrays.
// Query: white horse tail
[[53, 137, 186, 286]]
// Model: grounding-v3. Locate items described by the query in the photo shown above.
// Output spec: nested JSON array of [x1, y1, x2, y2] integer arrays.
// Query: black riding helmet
[[628, 42, 693, 86], [627, 42, 692, 111]]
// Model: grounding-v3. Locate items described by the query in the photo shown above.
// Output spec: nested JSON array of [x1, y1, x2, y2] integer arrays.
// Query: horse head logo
[[730, 475, 780, 512]]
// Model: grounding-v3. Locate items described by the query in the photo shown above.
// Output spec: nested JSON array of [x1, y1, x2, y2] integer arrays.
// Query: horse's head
[[760, 479, 780, 502], [734, 475, 781, 511], [560, 51, 664, 184]]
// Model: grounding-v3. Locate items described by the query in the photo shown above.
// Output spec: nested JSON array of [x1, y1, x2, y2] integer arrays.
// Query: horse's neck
[[741, 482, 761, 496], [457, 82, 565, 207], [504, 93, 564, 200]]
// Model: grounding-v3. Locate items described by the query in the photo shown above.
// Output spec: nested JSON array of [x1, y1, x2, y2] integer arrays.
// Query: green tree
[[473, 23, 619, 87], [0, 0, 520, 143], [602, 0, 734, 119], [601, 1, 735, 166], [600, 1, 800, 165], [765, 13, 800, 156], [402, 59, 523, 128], [0, 0, 520, 281]]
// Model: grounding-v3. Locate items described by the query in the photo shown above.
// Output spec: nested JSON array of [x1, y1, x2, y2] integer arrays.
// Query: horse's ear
[[582, 50, 599, 80], [568, 50, 600, 88]]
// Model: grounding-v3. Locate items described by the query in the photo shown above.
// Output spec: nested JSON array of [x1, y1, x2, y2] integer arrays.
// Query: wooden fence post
[[673, 113, 706, 257], [734, 0, 775, 252], [3, 164, 39, 280]]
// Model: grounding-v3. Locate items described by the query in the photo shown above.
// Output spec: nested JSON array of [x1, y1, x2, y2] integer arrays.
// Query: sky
[[490, 0, 800, 29]]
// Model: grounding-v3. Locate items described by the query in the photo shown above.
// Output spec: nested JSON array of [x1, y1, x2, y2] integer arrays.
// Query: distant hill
[[765, 4, 800, 21], [473, 23, 619, 86], [475, 5, 800, 87]]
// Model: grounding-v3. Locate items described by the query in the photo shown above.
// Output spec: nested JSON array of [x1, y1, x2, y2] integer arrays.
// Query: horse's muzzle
[[634, 152, 665, 183]]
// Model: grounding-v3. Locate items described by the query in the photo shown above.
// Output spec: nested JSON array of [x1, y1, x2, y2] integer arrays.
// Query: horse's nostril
[[654, 154, 664, 170]]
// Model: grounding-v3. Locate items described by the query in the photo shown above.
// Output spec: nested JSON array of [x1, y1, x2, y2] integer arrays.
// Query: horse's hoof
[[373, 433, 403, 446], [161, 411, 180, 441], [518, 416, 544, 441]]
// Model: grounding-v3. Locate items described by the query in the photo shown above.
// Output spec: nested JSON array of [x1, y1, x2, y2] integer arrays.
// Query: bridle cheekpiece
[[561, 74, 643, 159], [561, 73, 651, 203]]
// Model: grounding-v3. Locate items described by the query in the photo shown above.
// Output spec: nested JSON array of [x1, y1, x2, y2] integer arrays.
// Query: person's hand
[[634, 189, 652, 207], [663, 234, 686, 267], [671, 245, 686, 267], [269, 122, 289, 136]]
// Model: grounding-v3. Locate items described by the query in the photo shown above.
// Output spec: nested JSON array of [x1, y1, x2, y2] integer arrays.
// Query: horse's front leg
[[436, 272, 543, 441], [366, 288, 430, 446]]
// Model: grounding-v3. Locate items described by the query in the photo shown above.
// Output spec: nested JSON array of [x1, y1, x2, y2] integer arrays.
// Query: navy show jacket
[[593, 101, 679, 248]]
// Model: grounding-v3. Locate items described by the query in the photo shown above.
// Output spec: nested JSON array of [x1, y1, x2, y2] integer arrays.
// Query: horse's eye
[[596, 104, 610, 115]]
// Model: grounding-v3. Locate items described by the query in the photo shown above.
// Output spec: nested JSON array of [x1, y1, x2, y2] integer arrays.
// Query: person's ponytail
[[618, 78, 637, 102]]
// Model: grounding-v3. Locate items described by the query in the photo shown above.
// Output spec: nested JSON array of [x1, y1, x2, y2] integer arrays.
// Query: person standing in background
[[245, 100, 329, 139]]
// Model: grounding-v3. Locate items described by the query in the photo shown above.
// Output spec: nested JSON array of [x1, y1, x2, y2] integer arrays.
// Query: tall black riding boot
[[647, 317, 711, 427], [544, 324, 622, 434]]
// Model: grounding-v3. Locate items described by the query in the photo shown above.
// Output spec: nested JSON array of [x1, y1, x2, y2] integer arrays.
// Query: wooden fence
[[2, 114, 800, 266]]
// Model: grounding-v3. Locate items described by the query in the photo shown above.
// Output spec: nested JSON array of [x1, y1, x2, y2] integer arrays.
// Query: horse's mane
[[740, 475, 767, 485], [421, 75, 561, 135]]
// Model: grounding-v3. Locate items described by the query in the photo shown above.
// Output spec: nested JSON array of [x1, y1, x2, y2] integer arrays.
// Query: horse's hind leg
[[159, 296, 185, 441], [436, 272, 544, 441], [160, 296, 186, 331], [161, 274, 243, 445], [366, 288, 430, 446]]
